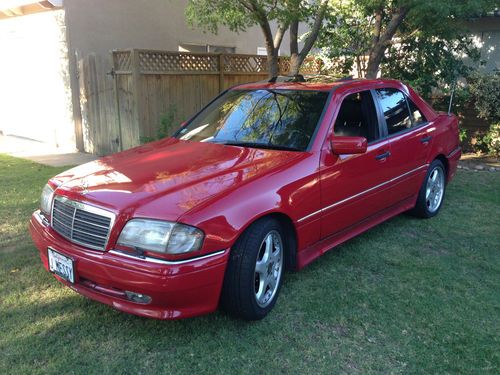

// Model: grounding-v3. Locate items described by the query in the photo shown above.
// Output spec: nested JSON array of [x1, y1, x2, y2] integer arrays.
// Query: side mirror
[[330, 136, 367, 155]]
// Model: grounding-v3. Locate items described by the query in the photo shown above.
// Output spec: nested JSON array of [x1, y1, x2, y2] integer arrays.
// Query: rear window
[[408, 98, 427, 126], [376, 88, 412, 135], [176, 89, 329, 151]]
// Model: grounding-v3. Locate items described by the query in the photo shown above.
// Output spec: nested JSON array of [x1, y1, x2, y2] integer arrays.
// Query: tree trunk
[[366, 6, 409, 79], [250, 2, 279, 79], [288, 0, 328, 76], [289, 54, 304, 76], [289, 20, 301, 76], [268, 49, 279, 78], [365, 43, 384, 78]]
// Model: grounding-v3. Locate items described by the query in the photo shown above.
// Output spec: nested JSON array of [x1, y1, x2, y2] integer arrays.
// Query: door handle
[[421, 136, 432, 144], [375, 151, 391, 160]]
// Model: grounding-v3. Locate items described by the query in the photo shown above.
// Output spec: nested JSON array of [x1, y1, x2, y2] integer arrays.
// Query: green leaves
[[468, 72, 500, 123], [317, 0, 496, 96], [185, 0, 255, 33]]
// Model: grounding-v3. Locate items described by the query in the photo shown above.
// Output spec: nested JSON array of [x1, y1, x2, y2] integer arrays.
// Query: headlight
[[117, 219, 204, 255], [40, 184, 54, 214]]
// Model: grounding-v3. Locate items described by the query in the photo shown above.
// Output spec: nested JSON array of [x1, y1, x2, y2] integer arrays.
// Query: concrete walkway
[[0, 135, 99, 167]]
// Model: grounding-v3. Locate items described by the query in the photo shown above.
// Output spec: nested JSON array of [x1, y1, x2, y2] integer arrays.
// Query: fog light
[[125, 291, 152, 304]]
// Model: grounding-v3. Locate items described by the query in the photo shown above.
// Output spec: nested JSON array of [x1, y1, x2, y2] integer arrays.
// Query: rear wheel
[[220, 217, 285, 320], [411, 159, 446, 218]]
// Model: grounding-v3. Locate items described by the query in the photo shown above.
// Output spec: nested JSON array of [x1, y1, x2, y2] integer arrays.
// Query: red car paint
[[30, 79, 461, 319]]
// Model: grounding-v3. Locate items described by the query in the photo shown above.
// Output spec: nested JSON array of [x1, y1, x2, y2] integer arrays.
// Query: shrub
[[468, 72, 500, 123], [459, 128, 468, 143], [140, 105, 177, 144], [157, 105, 177, 139], [467, 72, 500, 155], [482, 123, 500, 156]]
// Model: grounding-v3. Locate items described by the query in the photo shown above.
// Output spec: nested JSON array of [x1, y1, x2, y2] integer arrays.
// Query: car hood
[[52, 138, 305, 221]]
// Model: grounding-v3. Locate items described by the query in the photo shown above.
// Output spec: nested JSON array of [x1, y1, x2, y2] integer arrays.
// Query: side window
[[334, 91, 379, 142], [376, 88, 412, 135], [407, 98, 427, 126]]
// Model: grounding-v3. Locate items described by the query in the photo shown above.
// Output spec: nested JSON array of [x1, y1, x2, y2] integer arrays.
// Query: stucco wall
[[62, 0, 292, 150], [465, 17, 500, 73], [0, 9, 74, 149], [63, 0, 283, 58]]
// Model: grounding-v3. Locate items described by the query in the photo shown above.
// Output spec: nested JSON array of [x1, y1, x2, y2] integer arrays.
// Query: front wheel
[[411, 159, 446, 218], [220, 217, 285, 320]]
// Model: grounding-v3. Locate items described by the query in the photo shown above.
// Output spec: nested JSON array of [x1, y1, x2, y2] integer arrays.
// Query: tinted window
[[176, 89, 329, 151], [408, 98, 427, 126], [376, 88, 412, 135], [334, 91, 379, 142]]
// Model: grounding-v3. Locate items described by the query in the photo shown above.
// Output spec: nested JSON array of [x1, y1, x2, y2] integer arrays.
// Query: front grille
[[51, 197, 114, 250]]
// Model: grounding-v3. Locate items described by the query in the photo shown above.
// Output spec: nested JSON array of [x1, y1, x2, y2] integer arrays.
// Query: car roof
[[231, 78, 404, 92]]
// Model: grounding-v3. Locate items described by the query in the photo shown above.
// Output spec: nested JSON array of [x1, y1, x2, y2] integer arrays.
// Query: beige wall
[[0, 9, 75, 149], [464, 17, 500, 73], [63, 0, 281, 58], [62, 0, 291, 150]]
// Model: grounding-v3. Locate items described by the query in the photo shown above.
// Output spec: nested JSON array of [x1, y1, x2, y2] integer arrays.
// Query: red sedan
[[30, 78, 461, 320]]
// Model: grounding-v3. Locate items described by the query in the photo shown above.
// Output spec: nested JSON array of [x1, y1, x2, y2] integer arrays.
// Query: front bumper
[[29, 211, 229, 319]]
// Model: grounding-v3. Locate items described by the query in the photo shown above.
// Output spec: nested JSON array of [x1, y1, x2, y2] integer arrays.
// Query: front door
[[319, 90, 391, 239]]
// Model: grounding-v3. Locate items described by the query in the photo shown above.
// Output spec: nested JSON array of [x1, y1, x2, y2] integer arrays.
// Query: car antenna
[[447, 81, 456, 116]]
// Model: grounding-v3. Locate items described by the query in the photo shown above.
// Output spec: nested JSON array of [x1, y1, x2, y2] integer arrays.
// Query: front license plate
[[48, 248, 75, 283]]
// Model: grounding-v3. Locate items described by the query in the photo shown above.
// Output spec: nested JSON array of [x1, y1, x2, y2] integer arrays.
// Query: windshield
[[175, 89, 329, 151]]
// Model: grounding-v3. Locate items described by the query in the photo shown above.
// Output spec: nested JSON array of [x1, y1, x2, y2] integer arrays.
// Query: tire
[[220, 217, 285, 320], [410, 159, 446, 218]]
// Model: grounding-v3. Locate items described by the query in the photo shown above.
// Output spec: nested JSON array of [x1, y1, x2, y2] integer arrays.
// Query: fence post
[[110, 54, 123, 152], [130, 49, 143, 145], [218, 54, 225, 92]]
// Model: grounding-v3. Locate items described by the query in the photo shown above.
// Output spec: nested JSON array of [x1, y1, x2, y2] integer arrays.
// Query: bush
[[468, 72, 500, 123], [466, 72, 500, 155], [482, 123, 500, 156], [140, 105, 177, 144], [157, 105, 177, 139]]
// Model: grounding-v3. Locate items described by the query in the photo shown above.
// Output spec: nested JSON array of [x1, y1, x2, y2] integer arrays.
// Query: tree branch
[[365, 6, 409, 78], [246, 0, 278, 76], [379, 6, 408, 44], [371, 9, 383, 49], [274, 21, 288, 50], [298, 0, 329, 60], [289, 19, 299, 56]]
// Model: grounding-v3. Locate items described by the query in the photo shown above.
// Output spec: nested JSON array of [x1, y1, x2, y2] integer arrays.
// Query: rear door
[[319, 89, 391, 238], [374, 88, 434, 206]]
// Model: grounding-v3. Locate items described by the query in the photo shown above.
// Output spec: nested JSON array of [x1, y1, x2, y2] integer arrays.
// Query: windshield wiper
[[211, 140, 301, 152]]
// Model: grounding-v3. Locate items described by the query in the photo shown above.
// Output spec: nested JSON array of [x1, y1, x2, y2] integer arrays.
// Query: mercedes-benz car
[[30, 78, 461, 320]]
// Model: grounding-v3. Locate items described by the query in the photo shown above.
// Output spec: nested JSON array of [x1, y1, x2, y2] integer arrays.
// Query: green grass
[[0, 154, 499, 374]]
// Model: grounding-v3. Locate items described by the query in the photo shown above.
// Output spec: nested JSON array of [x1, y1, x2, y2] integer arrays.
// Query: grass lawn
[[0, 154, 499, 374]]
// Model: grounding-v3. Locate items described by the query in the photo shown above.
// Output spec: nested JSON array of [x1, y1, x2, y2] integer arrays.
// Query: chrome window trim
[[297, 163, 429, 223], [109, 249, 226, 265], [51, 195, 116, 251]]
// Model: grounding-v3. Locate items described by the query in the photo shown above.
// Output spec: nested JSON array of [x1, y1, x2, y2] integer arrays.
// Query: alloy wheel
[[425, 166, 445, 213], [254, 230, 283, 308]]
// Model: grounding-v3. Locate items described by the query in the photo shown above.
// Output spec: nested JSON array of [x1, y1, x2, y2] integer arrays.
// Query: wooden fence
[[78, 49, 321, 155]]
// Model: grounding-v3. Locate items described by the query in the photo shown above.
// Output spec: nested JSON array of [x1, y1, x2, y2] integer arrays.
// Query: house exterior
[[465, 11, 500, 73], [0, 0, 281, 152], [1, 2, 497, 154]]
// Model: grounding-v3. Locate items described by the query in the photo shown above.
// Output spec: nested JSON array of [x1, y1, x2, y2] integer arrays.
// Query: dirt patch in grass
[[459, 153, 500, 170]]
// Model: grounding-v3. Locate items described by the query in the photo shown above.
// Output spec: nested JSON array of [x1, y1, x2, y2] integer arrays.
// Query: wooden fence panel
[[78, 54, 121, 155], [79, 49, 321, 154], [116, 73, 140, 150]]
